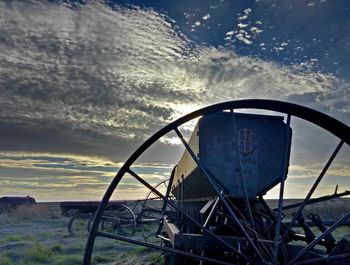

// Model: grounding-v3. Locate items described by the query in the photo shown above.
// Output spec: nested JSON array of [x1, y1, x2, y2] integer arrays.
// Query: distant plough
[[0, 196, 36, 213], [60, 200, 146, 234]]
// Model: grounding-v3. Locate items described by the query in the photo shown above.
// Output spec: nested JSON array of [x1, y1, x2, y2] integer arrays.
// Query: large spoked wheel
[[139, 179, 176, 241], [100, 204, 136, 237], [84, 99, 349, 265]]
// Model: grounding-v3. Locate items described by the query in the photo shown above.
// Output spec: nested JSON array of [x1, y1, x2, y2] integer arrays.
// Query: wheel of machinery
[[100, 204, 136, 237], [83, 99, 349, 265], [138, 179, 176, 241]]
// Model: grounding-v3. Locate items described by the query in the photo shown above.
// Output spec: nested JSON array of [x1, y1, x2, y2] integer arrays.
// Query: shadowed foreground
[[0, 200, 349, 265]]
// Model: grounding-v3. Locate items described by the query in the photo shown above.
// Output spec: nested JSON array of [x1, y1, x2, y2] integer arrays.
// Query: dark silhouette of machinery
[[0, 196, 36, 213], [84, 100, 350, 265]]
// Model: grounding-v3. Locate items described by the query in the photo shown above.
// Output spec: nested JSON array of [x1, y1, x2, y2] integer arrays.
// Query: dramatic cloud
[[0, 1, 348, 200], [1, 1, 349, 159]]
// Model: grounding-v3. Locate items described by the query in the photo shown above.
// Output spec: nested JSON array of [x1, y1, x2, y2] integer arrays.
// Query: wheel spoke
[[96, 231, 235, 265], [282, 139, 345, 240], [273, 113, 292, 262]]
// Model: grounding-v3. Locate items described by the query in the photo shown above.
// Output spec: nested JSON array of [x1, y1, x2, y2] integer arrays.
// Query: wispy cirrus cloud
[[0, 152, 171, 200], [0, 1, 348, 162], [0, 1, 348, 200]]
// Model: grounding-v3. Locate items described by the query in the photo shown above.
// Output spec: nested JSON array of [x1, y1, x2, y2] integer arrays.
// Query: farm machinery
[[83, 100, 350, 265], [60, 200, 137, 235]]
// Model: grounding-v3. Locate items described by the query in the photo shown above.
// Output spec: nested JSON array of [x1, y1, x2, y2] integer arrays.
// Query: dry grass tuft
[[0, 203, 60, 223]]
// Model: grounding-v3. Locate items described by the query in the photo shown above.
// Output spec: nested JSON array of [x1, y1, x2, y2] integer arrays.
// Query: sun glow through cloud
[[0, 0, 349, 201]]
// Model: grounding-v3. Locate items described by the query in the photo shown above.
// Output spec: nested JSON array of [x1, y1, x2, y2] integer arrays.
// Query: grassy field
[[0, 199, 349, 265], [0, 203, 163, 265]]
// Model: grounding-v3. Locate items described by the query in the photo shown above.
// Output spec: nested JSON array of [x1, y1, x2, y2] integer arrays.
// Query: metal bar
[[203, 197, 220, 228], [288, 212, 350, 264], [293, 253, 350, 265], [67, 215, 76, 234], [96, 231, 235, 265], [156, 170, 176, 237], [174, 127, 264, 262], [290, 233, 330, 247], [181, 175, 184, 231], [230, 109, 261, 255], [288, 220, 350, 227], [199, 250, 205, 265], [144, 232, 157, 240], [177, 178, 182, 231], [127, 168, 253, 263], [258, 195, 278, 224], [258, 195, 293, 242], [273, 113, 292, 262], [283, 140, 344, 240], [230, 109, 256, 232], [171, 231, 274, 249], [277, 190, 350, 211]]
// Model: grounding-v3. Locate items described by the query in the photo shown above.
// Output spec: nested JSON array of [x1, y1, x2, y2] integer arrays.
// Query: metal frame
[[84, 99, 350, 265], [138, 178, 175, 240], [273, 114, 292, 262], [101, 204, 137, 237]]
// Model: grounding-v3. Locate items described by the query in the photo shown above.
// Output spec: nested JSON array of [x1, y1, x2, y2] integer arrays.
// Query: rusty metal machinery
[[172, 112, 292, 200], [84, 99, 350, 265]]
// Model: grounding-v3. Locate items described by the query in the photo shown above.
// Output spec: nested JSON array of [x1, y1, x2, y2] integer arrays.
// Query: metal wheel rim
[[84, 99, 350, 265]]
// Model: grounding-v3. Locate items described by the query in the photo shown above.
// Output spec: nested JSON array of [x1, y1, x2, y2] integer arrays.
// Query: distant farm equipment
[[0, 196, 36, 213], [83, 100, 350, 265], [60, 200, 140, 235]]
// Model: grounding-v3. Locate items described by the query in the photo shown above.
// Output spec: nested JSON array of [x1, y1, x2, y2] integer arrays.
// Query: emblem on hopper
[[237, 128, 256, 154]]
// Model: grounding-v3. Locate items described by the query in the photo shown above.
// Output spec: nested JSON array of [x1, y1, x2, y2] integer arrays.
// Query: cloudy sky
[[0, 0, 349, 201]]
